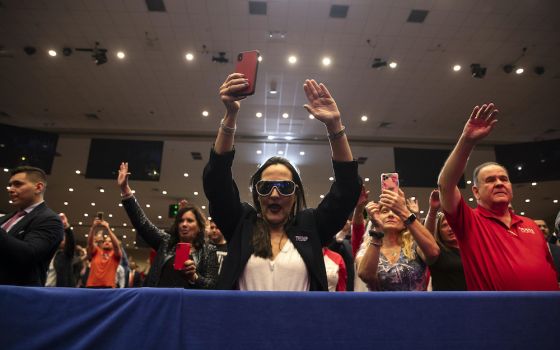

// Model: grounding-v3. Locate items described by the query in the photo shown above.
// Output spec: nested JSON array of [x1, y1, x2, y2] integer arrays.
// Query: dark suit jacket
[[0, 202, 64, 286], [203, 148, 361, 291]]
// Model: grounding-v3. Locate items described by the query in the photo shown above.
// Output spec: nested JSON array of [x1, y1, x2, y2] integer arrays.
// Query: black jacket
[[203, 148, 361, 291], [0, 202, 63, 286]]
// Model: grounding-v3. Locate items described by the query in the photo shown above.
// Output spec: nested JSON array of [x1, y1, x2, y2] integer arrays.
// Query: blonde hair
[[400, 230, 416, 260]]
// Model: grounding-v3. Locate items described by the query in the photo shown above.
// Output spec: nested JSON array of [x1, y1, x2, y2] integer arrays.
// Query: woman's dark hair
[[168, 205, 207, 250], [249, 157, 307, 258]]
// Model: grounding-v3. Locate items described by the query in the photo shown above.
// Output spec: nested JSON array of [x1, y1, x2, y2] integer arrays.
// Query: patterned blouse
[[375, 244, 427, 291]]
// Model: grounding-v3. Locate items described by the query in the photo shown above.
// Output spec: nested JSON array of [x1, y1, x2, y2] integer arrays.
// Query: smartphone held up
[[234, 50, 260, 96], [381, 173, 399, 193]]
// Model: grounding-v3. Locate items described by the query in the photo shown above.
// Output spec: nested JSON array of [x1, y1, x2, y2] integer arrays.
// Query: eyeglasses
[[255, 180, 297, 196]]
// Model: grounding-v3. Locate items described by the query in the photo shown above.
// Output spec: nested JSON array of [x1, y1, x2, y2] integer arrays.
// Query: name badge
[[295, 235, 309, 242]]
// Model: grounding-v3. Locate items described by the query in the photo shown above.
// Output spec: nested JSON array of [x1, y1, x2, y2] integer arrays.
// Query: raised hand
[[182, 259, 198, 283], [462, 103, 499, 143], [178, 199, 189, 210], [429, 189, 441, 211], [59, 213, 70, 229], [356, 185, 370, 208], [379, 189, 410, 219], [303, 79, 341, 128], [219, 73, 249, 114], [118, 162, 132, 196], [406, 197, 420, 216], [365, 201, 381, 228]]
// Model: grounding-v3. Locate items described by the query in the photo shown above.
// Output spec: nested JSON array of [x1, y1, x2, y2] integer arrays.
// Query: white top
[[238, 239, 309, 291], [324, 254, 340, 292]]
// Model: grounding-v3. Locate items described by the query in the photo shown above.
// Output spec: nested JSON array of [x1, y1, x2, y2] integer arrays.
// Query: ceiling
[[1, 0, 559, 251]]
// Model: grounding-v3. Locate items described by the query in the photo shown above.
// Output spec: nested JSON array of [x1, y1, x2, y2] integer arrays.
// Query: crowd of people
[[1, 75, 559, 292]]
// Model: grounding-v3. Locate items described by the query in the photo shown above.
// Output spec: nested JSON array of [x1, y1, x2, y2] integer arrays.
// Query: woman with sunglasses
[[202, 73, 362, 291]]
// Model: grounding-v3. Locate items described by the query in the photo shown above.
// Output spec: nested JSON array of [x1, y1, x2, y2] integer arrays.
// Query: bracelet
[[220, 118, 236, 135], [121, 192, 133, 199], [369, 240, 382, 247], [327, 126, 346, 140]]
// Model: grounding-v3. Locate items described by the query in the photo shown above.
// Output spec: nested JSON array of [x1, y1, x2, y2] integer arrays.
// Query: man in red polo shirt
[[437, 102, 557, 291]]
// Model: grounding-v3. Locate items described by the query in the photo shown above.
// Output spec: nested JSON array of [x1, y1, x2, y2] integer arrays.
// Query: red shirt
[[86, 246, 120, 288], [444, 197, 558, 291]]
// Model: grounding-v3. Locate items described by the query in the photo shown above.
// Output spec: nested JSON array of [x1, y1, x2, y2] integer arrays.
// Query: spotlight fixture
[[62, 47, 72, 56], [75, 42, 108, 65], [269, 81, 278, 94], [371, 58, 387, 69], [534, 66, 545, 75], [23, 46, 36, 55], [470, 63, 486, 79], [211, 51, 229, 63]]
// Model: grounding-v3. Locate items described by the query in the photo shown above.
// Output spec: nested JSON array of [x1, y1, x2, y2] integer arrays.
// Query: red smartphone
[[234, 50, 260, 96], [173, 243, 191, 270], [381, 173, 399, 192]]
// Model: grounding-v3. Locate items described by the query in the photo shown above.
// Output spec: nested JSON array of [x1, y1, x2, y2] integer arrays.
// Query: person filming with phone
[[357, 177, 440, 291], [85, 217, 122, 288], [203, 67, 361, 291], [118, 163, 219, 288]]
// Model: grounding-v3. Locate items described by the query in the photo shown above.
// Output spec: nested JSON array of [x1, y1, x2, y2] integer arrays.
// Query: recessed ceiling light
[[3, 168, 8, 172], [410, 197, 416, 201], [516, 165, 523, 171], [389, 61, 397, 69], [420, 210, 424, 214], [322, 57, 331, 66], [284, 136, 294, 141], [185, 53, 194, 61], [453, 65, 461, 72], [520, 211, 525, 215], [288, 55, 297, 64], [361, 115, 368, 122], [108, 214, 113, 218], [308, 114, 314, 119], [64, 202, 68, 206], [68, 188, 74, 192], [299, 151, 305, 156], [118, 203, 123, 207], [8, 200, 13, 204], [84, 233, 87, 237], [278, 150, 284, 155], [268, 135, 275, 140], [531, 182, 537, 186], [282, 113, 289, 119], [84, 213, 89, 217], [99, 188, 105, 193], [184, 173, 189, 177], [158, 215, 162, 219], [524, 199, 530, 203], [320, 194, 325, 199], [258, 56, 262, 62], [468, 198, 474, 202], [256, 150, 262, 154], [466, 180, 472, 184], [91, 202, 95, 206], [194, 191, 199, 196], [365, 177, 370, 182], [256, 112, 262, 118], [132, 228, 135, 232], [75, 170, 81, 174], [162, 190, 167, 195], [554, 199, 558, 203], [123, 223, 127, 227], [48, 49, 57, 57], [202, 110, 209, 117], [146, 204, 151, 207], [515, 68, 524, 74], [131, 190, 136, 194], [329, 177, 334, 181], [201, 205, 206, 209], [116, 51, 125, 59]]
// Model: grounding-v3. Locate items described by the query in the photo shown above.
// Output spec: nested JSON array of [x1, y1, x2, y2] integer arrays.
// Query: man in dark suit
[[0, 166, 63, 286]]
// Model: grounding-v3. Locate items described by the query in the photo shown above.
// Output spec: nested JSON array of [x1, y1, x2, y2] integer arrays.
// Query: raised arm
[[357, 202, 382, 290], [59, 213, 76, 259], [213, 73, 249, 155], [438, 103, 499, 215], [303, 79, 352, 162], [424, 189, 440, 234], [100, 220, 122, 261], [351, 186, 369, 256]]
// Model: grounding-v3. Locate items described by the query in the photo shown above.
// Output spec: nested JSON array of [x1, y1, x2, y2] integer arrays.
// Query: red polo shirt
[[444, 197, 558, 291]]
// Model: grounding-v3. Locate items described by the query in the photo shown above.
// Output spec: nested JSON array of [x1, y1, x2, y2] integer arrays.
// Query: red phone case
[[173, 243, 191, 270], [234, 50, 260, 96], [381, 173, 399, 192]]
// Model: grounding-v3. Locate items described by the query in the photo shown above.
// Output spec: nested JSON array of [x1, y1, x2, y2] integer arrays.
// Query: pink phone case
[[234, 50, 260, 96], [173, 243, 191, 270], [381, 173, 399, 192]]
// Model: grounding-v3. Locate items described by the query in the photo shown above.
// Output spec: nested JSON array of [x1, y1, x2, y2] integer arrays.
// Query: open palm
[[303, 79, 340, 125], [463, 103, 499, 142]]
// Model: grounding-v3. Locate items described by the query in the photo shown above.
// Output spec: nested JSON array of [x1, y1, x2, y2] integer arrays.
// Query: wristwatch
[[368, 230, 384, 240], [403, 213, 417, 227]]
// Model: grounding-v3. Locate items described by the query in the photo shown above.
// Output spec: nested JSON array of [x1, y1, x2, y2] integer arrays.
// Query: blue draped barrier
[[0, 286, 558, 350]]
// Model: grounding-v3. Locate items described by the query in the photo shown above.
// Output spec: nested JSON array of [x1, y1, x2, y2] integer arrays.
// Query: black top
[[0, 202, 63, 286], [53, 227, 77, 287], [203, 148, 362, 291], [429, 245, 467, 291]]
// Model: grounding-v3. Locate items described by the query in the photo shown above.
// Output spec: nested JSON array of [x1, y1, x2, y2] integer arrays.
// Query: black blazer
[[203, 149, 361, 291], [0, 202, 64, 286]]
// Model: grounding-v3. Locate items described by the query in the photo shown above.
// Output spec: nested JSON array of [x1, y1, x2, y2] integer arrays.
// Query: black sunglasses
[[255, 180, 297, 196]]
